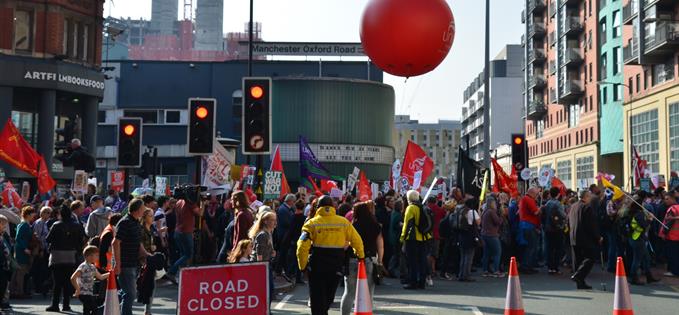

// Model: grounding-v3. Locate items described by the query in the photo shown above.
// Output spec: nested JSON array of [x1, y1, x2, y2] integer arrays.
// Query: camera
[[173, 185, 209, 204]]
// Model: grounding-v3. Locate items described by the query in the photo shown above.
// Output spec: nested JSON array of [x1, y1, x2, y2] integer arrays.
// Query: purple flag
[[299, 136, 333, 184]]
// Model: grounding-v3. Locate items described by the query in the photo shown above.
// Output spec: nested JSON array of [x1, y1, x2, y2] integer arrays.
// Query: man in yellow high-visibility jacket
[[297, 196, 364, 315], [400, 190, 431, 289]]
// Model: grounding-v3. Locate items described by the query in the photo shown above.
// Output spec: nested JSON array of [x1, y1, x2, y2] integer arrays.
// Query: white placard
[[73, 170, 88, 193], [155, 176, 167, 196]]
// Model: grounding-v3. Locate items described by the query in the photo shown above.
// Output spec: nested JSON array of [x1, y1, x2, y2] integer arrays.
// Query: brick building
[[0, 0, 105, 182], [522, 0, 603, 190], [621, 0, 679, 189]]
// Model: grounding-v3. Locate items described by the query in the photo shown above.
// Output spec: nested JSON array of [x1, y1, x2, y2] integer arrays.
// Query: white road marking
[[274, 294, 292, 310], [467, 306, 484, 315]]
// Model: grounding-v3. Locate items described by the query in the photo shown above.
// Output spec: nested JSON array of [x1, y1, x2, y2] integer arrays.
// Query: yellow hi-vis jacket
[[296, 206, 364, 271]]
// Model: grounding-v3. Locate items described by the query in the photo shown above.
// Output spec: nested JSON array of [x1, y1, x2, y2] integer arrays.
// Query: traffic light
[[187, 98, 216, 155], [117, 117, 142, 168], [511, 133, 527, 171], [242, 77, 271, 155]]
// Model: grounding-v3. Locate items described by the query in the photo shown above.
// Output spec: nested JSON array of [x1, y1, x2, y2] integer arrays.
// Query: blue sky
[[105, 0, 524, 122]]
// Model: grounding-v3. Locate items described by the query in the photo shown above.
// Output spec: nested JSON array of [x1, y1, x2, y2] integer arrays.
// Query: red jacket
[[519, 195, 541, 227], [661, 205, 679, 241]]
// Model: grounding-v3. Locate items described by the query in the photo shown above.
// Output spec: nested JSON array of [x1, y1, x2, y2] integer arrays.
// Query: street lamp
[[597, 81, 634, 190]]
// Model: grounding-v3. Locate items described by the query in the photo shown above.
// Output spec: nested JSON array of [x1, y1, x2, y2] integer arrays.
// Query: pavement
[[6, 267, 679, 314]]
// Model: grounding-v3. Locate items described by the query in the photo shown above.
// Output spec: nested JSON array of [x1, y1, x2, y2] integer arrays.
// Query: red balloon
[[360, 0, 455, 77]]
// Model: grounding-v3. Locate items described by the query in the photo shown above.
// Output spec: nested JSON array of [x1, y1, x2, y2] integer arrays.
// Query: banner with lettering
[[263, 171, 282, 200], [155, 176, 167, 196], [202, 142, 235, 191], [110, 171, 124, 192]]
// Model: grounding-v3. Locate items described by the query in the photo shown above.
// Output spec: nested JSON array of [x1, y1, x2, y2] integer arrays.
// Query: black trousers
[[308, 270, 341, 315], [79, 294, 99, 315], [546, 232, 564, 271], [0, 269, 11, 305], [571, 245, 595, 282], [50, 265, 75, 307]]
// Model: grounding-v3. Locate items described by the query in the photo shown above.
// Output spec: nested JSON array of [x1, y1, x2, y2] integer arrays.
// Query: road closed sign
[[178, 262, 269, 315]]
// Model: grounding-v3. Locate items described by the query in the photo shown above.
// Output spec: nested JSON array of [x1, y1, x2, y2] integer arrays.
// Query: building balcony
[[528, 48, 546, 65], [548, 31, 556, 47], [600, 66, 607, 80], [521, 34, 526, 47], [622, 0, 638, 25], [528, 74, 547, 90], [549, 59, 557, 74], [527, 99, 547, 120], [528, 22, 546, 39], [528, 0, 546, 14], [643, 22, 679, 59], [549, 88, 558, 104], [560, 0, 579, 7], [549, 1, 557, 17], [623, 41, 639, 65], [562, 17, 584, 37], [559, 80, 583, 104], [563, 48, 583, 67]]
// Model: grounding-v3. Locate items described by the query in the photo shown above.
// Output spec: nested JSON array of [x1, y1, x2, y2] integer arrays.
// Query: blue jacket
[[276, 203, 294, 241], [15, 221, 32, 265]]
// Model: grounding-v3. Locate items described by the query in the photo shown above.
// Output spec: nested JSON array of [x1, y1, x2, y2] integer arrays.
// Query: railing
[[561, 80, 583, 97], [549, 60, 557, 74], [549, 1, 557, 17], [562, 17, 584, 36], [527, 99, 547, 119], [623, 41, 638, 64], [622, 0, 638, 24], [529, 74, 547, 89], [644, 22, 679, 52], [528, 48, 546, 63], [528, 0, 546, 13], [563, 48, 583, 65], [528, 22, 546, 38]]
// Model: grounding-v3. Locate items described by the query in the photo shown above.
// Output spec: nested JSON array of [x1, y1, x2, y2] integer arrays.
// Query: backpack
[[545, 201, 565, 232], [438, 213, 452, 239], [450, 205, 469, 231], [418, 205, 434, 235]]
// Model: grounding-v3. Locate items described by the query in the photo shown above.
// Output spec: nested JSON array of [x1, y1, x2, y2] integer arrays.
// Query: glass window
[[124, 110, 158, 124], [536, 120, 545, 138], [557, 160, 572, 189], [612, 11, 621, 38], [82, 24, 89, 61], [631, 109, 659, 174], [165, 110, 180, 123], [97, 110, 106, 123], [669, 103, 679, 172], [14, 9, 33, 52], [569, 104, 580, 128], [11, 111, 36, 147], [72, 21, 79, 59], [602, 86, 608, 104], [601, 52, 608, 78], [600, 19, 607, 43], [576, 156, 594, 189], [636, 74, 640, 93], [613, 84, 622, 101], [613, 47, 621, 75]]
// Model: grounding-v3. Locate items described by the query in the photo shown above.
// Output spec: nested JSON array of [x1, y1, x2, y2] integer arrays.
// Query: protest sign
[[202, 142, 235, 190], [538, 167, 554, 188], [520, 168, 532, 181], [178, 262, 269, 315], [640, 178, 652, 193], [371, 183, 379, 200], [20, 181, 30, 202], [330, 188, 343, 199], [347, 167, 360, 192], [110, 171, 124, 192], [73, 170, 87, 193], [155, 176, 167, 196], [263, 171, 282, 200]]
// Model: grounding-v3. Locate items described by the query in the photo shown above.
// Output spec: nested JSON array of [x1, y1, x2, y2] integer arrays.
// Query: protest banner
[[537, 167, 554, 188], [330, 187, 343, 199], [178, 262, 269, 315], [155, 176, 167, 196], [73, 170, 88, 193], [347, 167, 360, 192], [20, 181, 29, 202], [371, 183, 379, 200], [110, 171, 124, 192], [640, 178, 652, 193], [202, 142, 235, 190], [263, 171, 282, 200]]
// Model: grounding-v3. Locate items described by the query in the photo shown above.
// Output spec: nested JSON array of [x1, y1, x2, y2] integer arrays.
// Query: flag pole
[[623, 192, 668, 230]]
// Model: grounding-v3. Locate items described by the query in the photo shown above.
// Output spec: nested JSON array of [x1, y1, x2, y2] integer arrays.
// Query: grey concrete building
[[394, 115, 461, 182], [195, 0, 224, 51], [151, 0, 177, 35], [461, 45, 524, 162]]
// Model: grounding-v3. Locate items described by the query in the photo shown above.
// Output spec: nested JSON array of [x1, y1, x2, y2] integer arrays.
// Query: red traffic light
[[514, 136, 523, 145], [123, 124, 136, 136], [249, 85, 264, 99], [195, 106, 209, 119]]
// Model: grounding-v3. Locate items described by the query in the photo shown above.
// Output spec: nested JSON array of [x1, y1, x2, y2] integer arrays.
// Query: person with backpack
[[543, 187, 566, 275], [400, 190, 431, 289], [625, 198, 660, 285], [438, 200, 459, 280], [425, 196, 446, 286], [457, 198, 481, 282]]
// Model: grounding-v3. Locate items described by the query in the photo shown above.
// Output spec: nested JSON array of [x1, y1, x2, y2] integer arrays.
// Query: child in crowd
[[228, 239, 253, 263], [70, 246, 110, 315]]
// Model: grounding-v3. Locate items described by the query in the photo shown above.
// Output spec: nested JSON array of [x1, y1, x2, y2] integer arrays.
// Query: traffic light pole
[[123, 168, 129, 201]]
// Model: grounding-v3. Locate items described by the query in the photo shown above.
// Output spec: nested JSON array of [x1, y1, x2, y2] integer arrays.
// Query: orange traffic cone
[[504, 257, 524, 315], [103, 271, 120, 315], [613, 257, 634, 315], [354, 260, 373, 315]]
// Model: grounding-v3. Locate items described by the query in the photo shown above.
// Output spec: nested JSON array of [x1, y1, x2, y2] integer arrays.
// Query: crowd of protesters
[[0, 177, 678, 315]]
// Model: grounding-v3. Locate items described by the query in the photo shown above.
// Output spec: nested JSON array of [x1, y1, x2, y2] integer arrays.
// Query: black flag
[[456, 146, 485, 199]]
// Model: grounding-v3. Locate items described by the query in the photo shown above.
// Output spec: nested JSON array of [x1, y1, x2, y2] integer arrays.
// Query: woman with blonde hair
[[228, 240, 253, 263], [248, 211, 277, 308]]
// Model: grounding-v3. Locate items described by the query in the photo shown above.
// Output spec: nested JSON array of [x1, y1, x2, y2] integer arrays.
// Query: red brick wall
[[0, 7, 13, 50]]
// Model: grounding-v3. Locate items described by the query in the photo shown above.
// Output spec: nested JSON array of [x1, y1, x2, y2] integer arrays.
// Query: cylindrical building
[[271, 77, 395, 185]]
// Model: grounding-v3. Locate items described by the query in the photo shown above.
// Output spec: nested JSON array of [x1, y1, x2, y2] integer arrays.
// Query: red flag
[[551, 176, 567, 198], [0, 119, 40, 176], [307, 176, 323, 197], [358, 171, 371, 201], [633, 146, 647, 187], [491, 158, 518, 197], [399, 141, 434, 189], [270, 145, 291, 198], [320, 179, 338, 193], [37, 155, 56, 194]]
